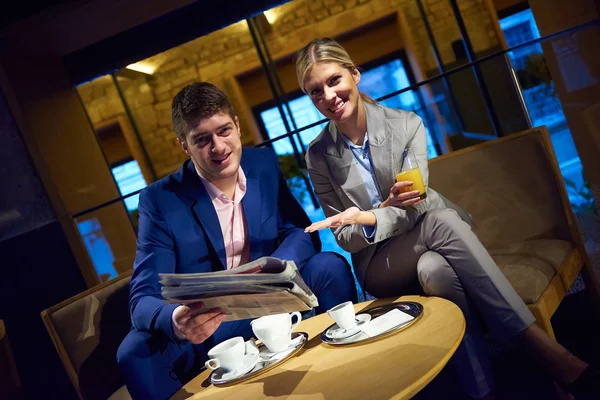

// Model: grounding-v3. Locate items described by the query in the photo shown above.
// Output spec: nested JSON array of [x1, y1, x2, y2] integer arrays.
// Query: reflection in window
[[501, 9, 540, 71], [77, 218, 116, 281], [112, 159, 146, 211], [500, 9, 586, 207]]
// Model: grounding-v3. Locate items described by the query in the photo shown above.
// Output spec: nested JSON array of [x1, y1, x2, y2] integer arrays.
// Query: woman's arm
[[305, 111, 430, 251], [380, 112, 429, 209], [306, 152, 375, 253], [368, 112, 430, 236]]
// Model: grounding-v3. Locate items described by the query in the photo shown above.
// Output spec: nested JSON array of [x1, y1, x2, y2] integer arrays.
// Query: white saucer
[[325, 314, 372, 339], [258, 335, 304, 362], [211, 353, 260, 384]]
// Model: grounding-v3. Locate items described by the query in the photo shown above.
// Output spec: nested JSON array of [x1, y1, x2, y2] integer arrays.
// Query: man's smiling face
[[178, 112, 242, 182]]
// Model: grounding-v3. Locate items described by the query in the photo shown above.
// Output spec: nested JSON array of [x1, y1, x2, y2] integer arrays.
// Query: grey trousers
[[364, 208, 536, 397]]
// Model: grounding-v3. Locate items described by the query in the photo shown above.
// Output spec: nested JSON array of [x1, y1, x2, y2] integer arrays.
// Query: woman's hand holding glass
[[380, 181, 425, 208], [304, 206, 376, 233]]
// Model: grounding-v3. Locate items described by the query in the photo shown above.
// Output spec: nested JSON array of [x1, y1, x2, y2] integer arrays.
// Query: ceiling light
[[125, 62, 156, 75], [263, 10, 277, 24]]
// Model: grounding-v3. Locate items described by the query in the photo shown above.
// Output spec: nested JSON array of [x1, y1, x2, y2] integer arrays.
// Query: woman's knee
[[423, 208, 462, 228], [417, 251, 456, 295]]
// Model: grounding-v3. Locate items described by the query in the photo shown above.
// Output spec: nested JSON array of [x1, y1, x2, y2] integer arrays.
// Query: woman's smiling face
[[303, 62, 361, 124]]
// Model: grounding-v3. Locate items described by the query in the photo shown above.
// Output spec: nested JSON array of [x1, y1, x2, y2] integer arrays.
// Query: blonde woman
[[296, 37, 597, 399]]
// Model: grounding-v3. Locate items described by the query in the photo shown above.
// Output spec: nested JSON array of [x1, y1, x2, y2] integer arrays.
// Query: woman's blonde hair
[[295, 37, 376, 104]]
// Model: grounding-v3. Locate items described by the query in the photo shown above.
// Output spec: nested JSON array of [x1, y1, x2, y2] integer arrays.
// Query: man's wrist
[[171, 305, 186, 340]]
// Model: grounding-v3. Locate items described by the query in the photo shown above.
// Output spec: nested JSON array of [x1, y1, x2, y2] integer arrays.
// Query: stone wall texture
[[79, 0, 500, 179]]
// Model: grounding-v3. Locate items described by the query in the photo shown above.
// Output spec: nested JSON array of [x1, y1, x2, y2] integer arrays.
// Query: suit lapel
[[241, 175, 261, 261], [324, 122, 373, 211], [182, 161, 227, 270], [365, 103, 395, 199]]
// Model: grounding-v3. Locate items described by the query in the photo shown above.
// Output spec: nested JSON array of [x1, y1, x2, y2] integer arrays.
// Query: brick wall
[[77, 76, 124, 128], [77, 74, 184, 178], [79, 0, 501, 179]]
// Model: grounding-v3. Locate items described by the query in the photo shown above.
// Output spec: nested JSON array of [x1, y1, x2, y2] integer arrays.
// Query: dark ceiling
[[64, 0, 290, 84], [0, 0, 82, 29], [1, 0, 290, 83]]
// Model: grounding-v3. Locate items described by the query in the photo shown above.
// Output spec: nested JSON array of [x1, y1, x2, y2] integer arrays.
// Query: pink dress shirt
[[197, 167, 250, 269]]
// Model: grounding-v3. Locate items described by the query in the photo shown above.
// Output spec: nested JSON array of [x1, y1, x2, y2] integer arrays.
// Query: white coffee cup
[[204, 336, 248, 372], [250, 312, 302, 353], [327, 301, 357, 330]]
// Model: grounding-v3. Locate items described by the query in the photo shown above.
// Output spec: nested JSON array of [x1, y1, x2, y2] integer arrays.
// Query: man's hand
[[304, 206, 376, 232], [380, 181, 425, 208], [172, 303, 226, 344]]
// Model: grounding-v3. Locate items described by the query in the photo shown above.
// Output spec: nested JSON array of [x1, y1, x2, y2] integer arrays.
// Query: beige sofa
[[428, 126, 600, 339]]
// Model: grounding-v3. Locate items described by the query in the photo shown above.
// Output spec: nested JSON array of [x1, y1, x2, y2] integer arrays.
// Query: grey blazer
[[305, 102, 469, 286]]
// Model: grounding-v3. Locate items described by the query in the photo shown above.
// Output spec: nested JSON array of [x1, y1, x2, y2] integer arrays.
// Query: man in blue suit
[[117, 82, 357, 399]]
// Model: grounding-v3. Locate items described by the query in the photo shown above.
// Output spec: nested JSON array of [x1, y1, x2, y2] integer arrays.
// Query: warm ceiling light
[[125, 62, 156, 75], [263, 10, 277, 24]]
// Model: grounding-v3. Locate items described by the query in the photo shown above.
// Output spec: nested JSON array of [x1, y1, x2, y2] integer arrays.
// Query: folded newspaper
[[159, 257, 318, 321]]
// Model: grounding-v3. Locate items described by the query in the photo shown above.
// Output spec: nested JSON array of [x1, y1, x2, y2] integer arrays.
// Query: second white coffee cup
[[251, 312, 302, 353], [327, 301, 357, 330]]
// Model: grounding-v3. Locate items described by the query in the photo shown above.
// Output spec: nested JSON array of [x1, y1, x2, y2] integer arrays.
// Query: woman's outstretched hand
[[379, 181, 425, 208], [305, 206, 375, 233], [304, 182, 425, 233]]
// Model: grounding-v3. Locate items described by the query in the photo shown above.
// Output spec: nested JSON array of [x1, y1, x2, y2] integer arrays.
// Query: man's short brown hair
[[171, 82, 237, 141]]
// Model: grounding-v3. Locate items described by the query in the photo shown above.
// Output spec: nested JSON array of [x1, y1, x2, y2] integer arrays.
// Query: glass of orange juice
[[395, 148, 427, 200]]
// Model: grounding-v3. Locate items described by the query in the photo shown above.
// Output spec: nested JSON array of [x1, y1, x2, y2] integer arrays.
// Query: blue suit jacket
[[129, 147, 320, 342]]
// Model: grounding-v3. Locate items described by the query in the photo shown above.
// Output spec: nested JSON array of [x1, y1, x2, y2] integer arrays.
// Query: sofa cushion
[[488, 239, 572, 304], [429, 133, 571, 247]]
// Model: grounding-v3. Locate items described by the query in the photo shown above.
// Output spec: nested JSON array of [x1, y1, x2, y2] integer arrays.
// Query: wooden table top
[[172, 295, 465, 400]]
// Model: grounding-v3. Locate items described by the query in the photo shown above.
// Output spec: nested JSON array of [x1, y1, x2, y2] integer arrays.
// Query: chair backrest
[[41, 270, 132, 400], [429, 127, 573, 247]]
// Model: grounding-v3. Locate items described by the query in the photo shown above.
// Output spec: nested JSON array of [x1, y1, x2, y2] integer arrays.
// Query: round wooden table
[[173, 295, 465, 400]]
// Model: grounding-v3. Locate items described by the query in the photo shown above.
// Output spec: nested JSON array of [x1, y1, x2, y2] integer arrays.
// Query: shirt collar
[[196, 165, 246, 203], [340, 131, 369, 151]]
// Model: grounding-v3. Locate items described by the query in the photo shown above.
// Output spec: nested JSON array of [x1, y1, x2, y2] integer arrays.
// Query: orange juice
[[395, 168, 427, 199]]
